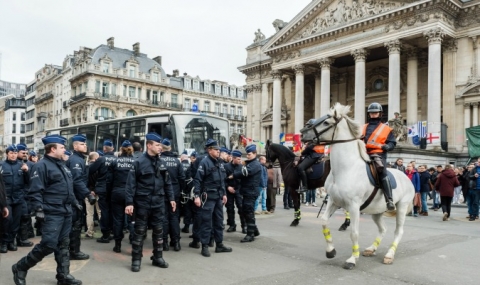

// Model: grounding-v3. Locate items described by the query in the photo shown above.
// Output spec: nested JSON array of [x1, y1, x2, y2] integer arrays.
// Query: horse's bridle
[[314, 115, 361, 145]]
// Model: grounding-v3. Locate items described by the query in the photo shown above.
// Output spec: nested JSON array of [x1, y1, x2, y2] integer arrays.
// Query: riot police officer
[[125, 132, 176, 272], [12, 135, 82, 285], [0, 145, 30, 253], [233, 144, 262, 243], [192, 139, 232, 257], [89, 139, 116, 243], [363, 102, 397, 211], [16, 143, 36, 243], [160, 138, 185, 251], [109, 140, 135, 253], [66, 134, 96, 260], [225, 150, 246, 233]]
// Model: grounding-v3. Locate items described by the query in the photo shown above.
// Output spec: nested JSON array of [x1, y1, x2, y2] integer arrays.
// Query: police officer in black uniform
[[125, 132, 175, 272], [16, 143, 36, 244], [109, 140, 135, 253], [89, 139, 116, 243], [233, 144, 262, 243], [180, 150, 192, 234], [12, 135, 82, 285], [0, 145, 30, 253], [66, 134, 96, 260], [160, 138, 185, 251], [192, 139, 232, 257], [225, 150, 246, 233]]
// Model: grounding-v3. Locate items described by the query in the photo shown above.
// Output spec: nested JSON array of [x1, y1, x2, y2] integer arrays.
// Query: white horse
[[317, 103, 414, 269]]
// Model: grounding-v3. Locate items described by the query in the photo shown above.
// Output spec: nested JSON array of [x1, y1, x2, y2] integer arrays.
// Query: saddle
[[296, 156, 327, 180], [359, 161, 397, 211]]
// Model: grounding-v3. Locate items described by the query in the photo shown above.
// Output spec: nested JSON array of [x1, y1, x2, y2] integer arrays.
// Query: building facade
[[239, 0, 480, 161]]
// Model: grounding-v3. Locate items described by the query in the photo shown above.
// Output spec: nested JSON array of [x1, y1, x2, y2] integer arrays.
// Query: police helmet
[[367, 102, 383, 113]]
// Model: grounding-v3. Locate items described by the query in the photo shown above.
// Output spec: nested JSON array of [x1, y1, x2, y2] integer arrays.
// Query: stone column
[[424, 28, 444, 134], [406, 48, 418, 125], [464, 103, 471, 129], [246, 85, 254, 139], [253, 84, 262, 141], [351, 48, 368, 124], [471, 36, 479, 79], [442, 39, 458, 146], [385, 39, 402, 119], [318, 58, 334, 116], [271, 70, 283, 143], [260, 83, 269, 143], [314, 71, 321, 118], [473, 102, 479, 127], [293, 64, 305, 133]]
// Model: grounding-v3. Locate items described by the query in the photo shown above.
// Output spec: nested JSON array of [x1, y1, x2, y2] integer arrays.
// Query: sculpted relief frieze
[[294, 0, 404, 40]]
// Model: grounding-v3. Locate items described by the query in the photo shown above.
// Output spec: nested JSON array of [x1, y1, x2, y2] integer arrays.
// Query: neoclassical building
[[239, 0, 480, 162]]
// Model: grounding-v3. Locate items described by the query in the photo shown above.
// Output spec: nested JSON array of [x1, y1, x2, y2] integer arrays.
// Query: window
[[96, 107, 115, 120], [230, 124, 235, 134], [184, 98, 191, 110], [83, 82, 88, 93], [222, 104, 228, 114], [159, 92, 164, 102], [20, 124, 25, 134], [123, 85, 127, 96], [185, 79, 191, 89], [129, 66, 136, 77], [215, 84, 221, 95], [13, 124, 17, 133], [26, 123, 34, 132], [103, 63, 109, 73], [21, 112, 25, 121], [26, 135, 34, 144], [102, 82, 109, 96], [95, 81, 100, 93], [171, 94, 178, 104], [238, 89, 244, 99], [26, 110, 35, 120], [152, 91, 158, 105], [204, 101, 210, 112], [215, 103, 220, 114], [111, 83, 117, 95], [223, 86, 229, 96], [126, 110, 137, 117], [153, 73, 159, 83], [374, 79, 384, 91], [73, 87, 77, 96], [120, 120, 146, 148], [237, 107, 243, 116], [12, 137, 16, 144], [193, 81, 199, 90], [231, 88, 236, 97], [204, 82, 210, 93], [230, 106, 235, 115], [146, 90, 151, 101], [129, 86, 136, 97], [12, 113, 16, 121]]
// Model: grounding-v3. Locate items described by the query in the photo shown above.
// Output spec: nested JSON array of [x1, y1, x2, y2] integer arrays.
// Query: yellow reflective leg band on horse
[[390, 242, 398, 252], [352, 244, 360, 258], [323, 228, 331, 240], [345, 211, 350, 219], [373, 238, 381, 247]]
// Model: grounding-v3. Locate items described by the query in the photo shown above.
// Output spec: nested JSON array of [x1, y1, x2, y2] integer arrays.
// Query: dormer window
[[223, 86, 229, 96], [193, 80, 199, 90], [103, 63, 109, 73], [129, 66, 136, 78], [215, 84, 221, 95], [204, 82, 210, 93], [185, 79, 191, 90], [153, 73, 159, 83], [231, 88, 236, 97]]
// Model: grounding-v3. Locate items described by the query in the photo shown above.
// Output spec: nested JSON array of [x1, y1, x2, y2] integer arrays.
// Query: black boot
[[381, 177, 396, 211], [215, 243, 232, 253], [162, 239, 170, 251], [13, 244, 51, 285], [173, 240, 181, 251], [151, 248, 169, 268], [24, 215, 35, 239], [226, 224, 236, 232], [96, 231, 111, 243], [201, 245, 210, 257], [241, 224, 256, 243], [181, 225, 189, 233], [188, 241, 200, 249], [55, 239, 82, 285], [254, 227, 260, 237], [0, 242, 7, 253], [8, 242, 18, 251], [16, 239, 33, 247], [17, 219, 34, 247], [208, 237, 214, 247], [131, 233, 144, 272], [298, 169, 309, 193], [242, 227, 247, 234], [69, 221, 89, 260], [113, 240, 121, 253]]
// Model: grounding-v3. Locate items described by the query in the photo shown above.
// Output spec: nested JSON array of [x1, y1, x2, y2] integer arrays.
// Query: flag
[[418, 121, 427, 138], [280, 133, 285, 144], [408, 125, 418, 137], [426, 132, 440, 144]]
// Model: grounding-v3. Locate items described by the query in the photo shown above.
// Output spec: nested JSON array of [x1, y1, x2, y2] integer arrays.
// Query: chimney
[[107, 37, 114, 49], [153, 56, 162, 65], [183, 72, 188, 76], [133, 42, 140, 56], [173, 69, 179, 77]]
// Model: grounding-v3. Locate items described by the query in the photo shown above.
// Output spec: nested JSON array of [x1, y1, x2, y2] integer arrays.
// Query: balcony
[[94, 92, 118, 102], [228, 114, 235, 120], [60, 118, 69, 127], [37, 112, 47, 119], [34, 92, 53, 105], [169, 103, 182, 110], [236, 115, 246, 121], [95, 115, 115, 121], [70, 92, 86, 103], [63, 101, 68, 108]]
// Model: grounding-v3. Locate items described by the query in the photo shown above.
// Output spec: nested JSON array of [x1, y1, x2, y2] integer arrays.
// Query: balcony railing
[[60, 118, 69, 127], [95, 115, 115, 121], [37, 112, 47, 119], [63, 101, 68, 108], [70, 92, 86, 103], [34, 92, 53, 105]]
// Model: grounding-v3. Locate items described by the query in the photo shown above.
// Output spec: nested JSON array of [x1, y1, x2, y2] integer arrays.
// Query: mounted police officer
[[89, 139, 116, 243], [16, 143, 36, 244], [0, 145, 31, 253], [180, 150, 192, 234], [297, 122, 324, 192], [66, 134, 96, 260], [193, 139, 232, 257], [160, 138, 185, 251], [363, 102, 397, 211], [233, 144, 262, 243], [109, 140, 135, 253], [12, 135, 82, 285], [225, 150, 246, 233], [125, 132, 175, 272]]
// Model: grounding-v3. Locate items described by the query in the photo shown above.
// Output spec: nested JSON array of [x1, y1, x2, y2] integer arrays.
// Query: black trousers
[[97, 193, 112, 235], [163, 199, 180, 242], [181, 199, 193, 226], [266, 183, 276, 211], [198, 198, 224, 245], [441, 196, 453, 217], [131, 202, 165, 261], [2, 200, 27, 243], [111, 192, 126, 241], [226, 191, 244, 227], [242, 195, 258, 235]]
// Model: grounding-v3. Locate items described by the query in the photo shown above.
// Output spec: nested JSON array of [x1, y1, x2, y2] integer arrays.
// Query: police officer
[[188, 151, 205, 249], [160, 138, 185, 252], [180, 150, 192, 234], [363, 102, 397, 211], [109, 140, 135, 253], [225, 150, 246, 233], [12, 135, 82, 285], [233, 144, 262, 243], [297, 140, 323, 193], [89, 139, 116, 243], [0, 145, 31, 253], [125, 132, 175, 272], [66, 134, 96, 260], [192, 139, 232, 257]]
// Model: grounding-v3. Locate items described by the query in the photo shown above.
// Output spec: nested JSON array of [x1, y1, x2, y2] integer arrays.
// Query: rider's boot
[[381, 177, 396, 211], [298, 170, 309, 193]]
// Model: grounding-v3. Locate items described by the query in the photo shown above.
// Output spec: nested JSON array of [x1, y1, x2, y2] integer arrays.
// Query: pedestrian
[[125, 132, 176, 272], [418, 165, 431, 216], [234, 144, 262, 243], [435, 164, 460, 221], [430, 165, 442, 210], [224, 150, 245, 233], [192, 139, 232, 257], [272, 160, 282, 195], [12, 135, 83, 285], [453, 167, 464, 204], [391, 158, 406, 173], [468, 161, 480, 221], [266, 163, 276, 213], [255, 156, 269, 214], [109, 140, 135, 253], [160, 138, 185, 252], [405, 163, 421, 216]]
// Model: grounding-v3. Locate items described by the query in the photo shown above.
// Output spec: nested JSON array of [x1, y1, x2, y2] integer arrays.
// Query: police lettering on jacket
[[193, 155, 226, 199], [233, 158, 262, 196], [125, 153, 174, 208], [89, 152, 116, 194], [0, 159, 29, 204], [28, 155, 76, 215], [66, 151, 90, 202], [160, 152, 186, 198], [109, 155, 135, 192]]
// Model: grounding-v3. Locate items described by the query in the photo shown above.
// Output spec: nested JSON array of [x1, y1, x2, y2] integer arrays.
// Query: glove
[[35, 209, 45, 222], [87, 194, 97, 205], [242, 166, 249, 177], [75, 204, 83, 212], [381, 145, 390, 151]]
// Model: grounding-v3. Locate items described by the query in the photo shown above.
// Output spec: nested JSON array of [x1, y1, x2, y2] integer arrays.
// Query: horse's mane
[[330, 103, 370, 162], [269, 143, 296, 160]]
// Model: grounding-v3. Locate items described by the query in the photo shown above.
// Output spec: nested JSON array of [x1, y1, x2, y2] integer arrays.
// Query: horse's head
[[265, 139, 277, 163], [314, 103, 362, 143]]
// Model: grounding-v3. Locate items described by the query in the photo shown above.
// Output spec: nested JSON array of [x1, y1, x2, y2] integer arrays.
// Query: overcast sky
[[0, 0, 311, 85]]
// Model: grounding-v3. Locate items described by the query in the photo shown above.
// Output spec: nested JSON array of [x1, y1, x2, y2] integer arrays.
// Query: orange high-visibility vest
[[313, 145, 325, 154], [362, 123, 391, 154]]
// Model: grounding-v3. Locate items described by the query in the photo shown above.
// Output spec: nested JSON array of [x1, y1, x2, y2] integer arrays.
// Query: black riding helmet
[[367, 102, 383, 113]]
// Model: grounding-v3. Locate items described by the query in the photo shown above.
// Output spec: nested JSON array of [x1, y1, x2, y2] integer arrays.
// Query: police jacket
[[89, 152, 116, 195], [18, 158, 34, 188], [0, 173, 6, 234], [181, 160, 192, 194], [109, 154, 135, 195], [28, 155, 76, 216], [234, 157, 262, 196], [1, 159, 29, 204], [160, 151, 186, 199], [193, 154, 226, 199], [363, 118, 396, 159], [66, 151, 90, 202], [125, 153, 174, 208], [224, 162, 241, 190], [190, 154, 205, 179]]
